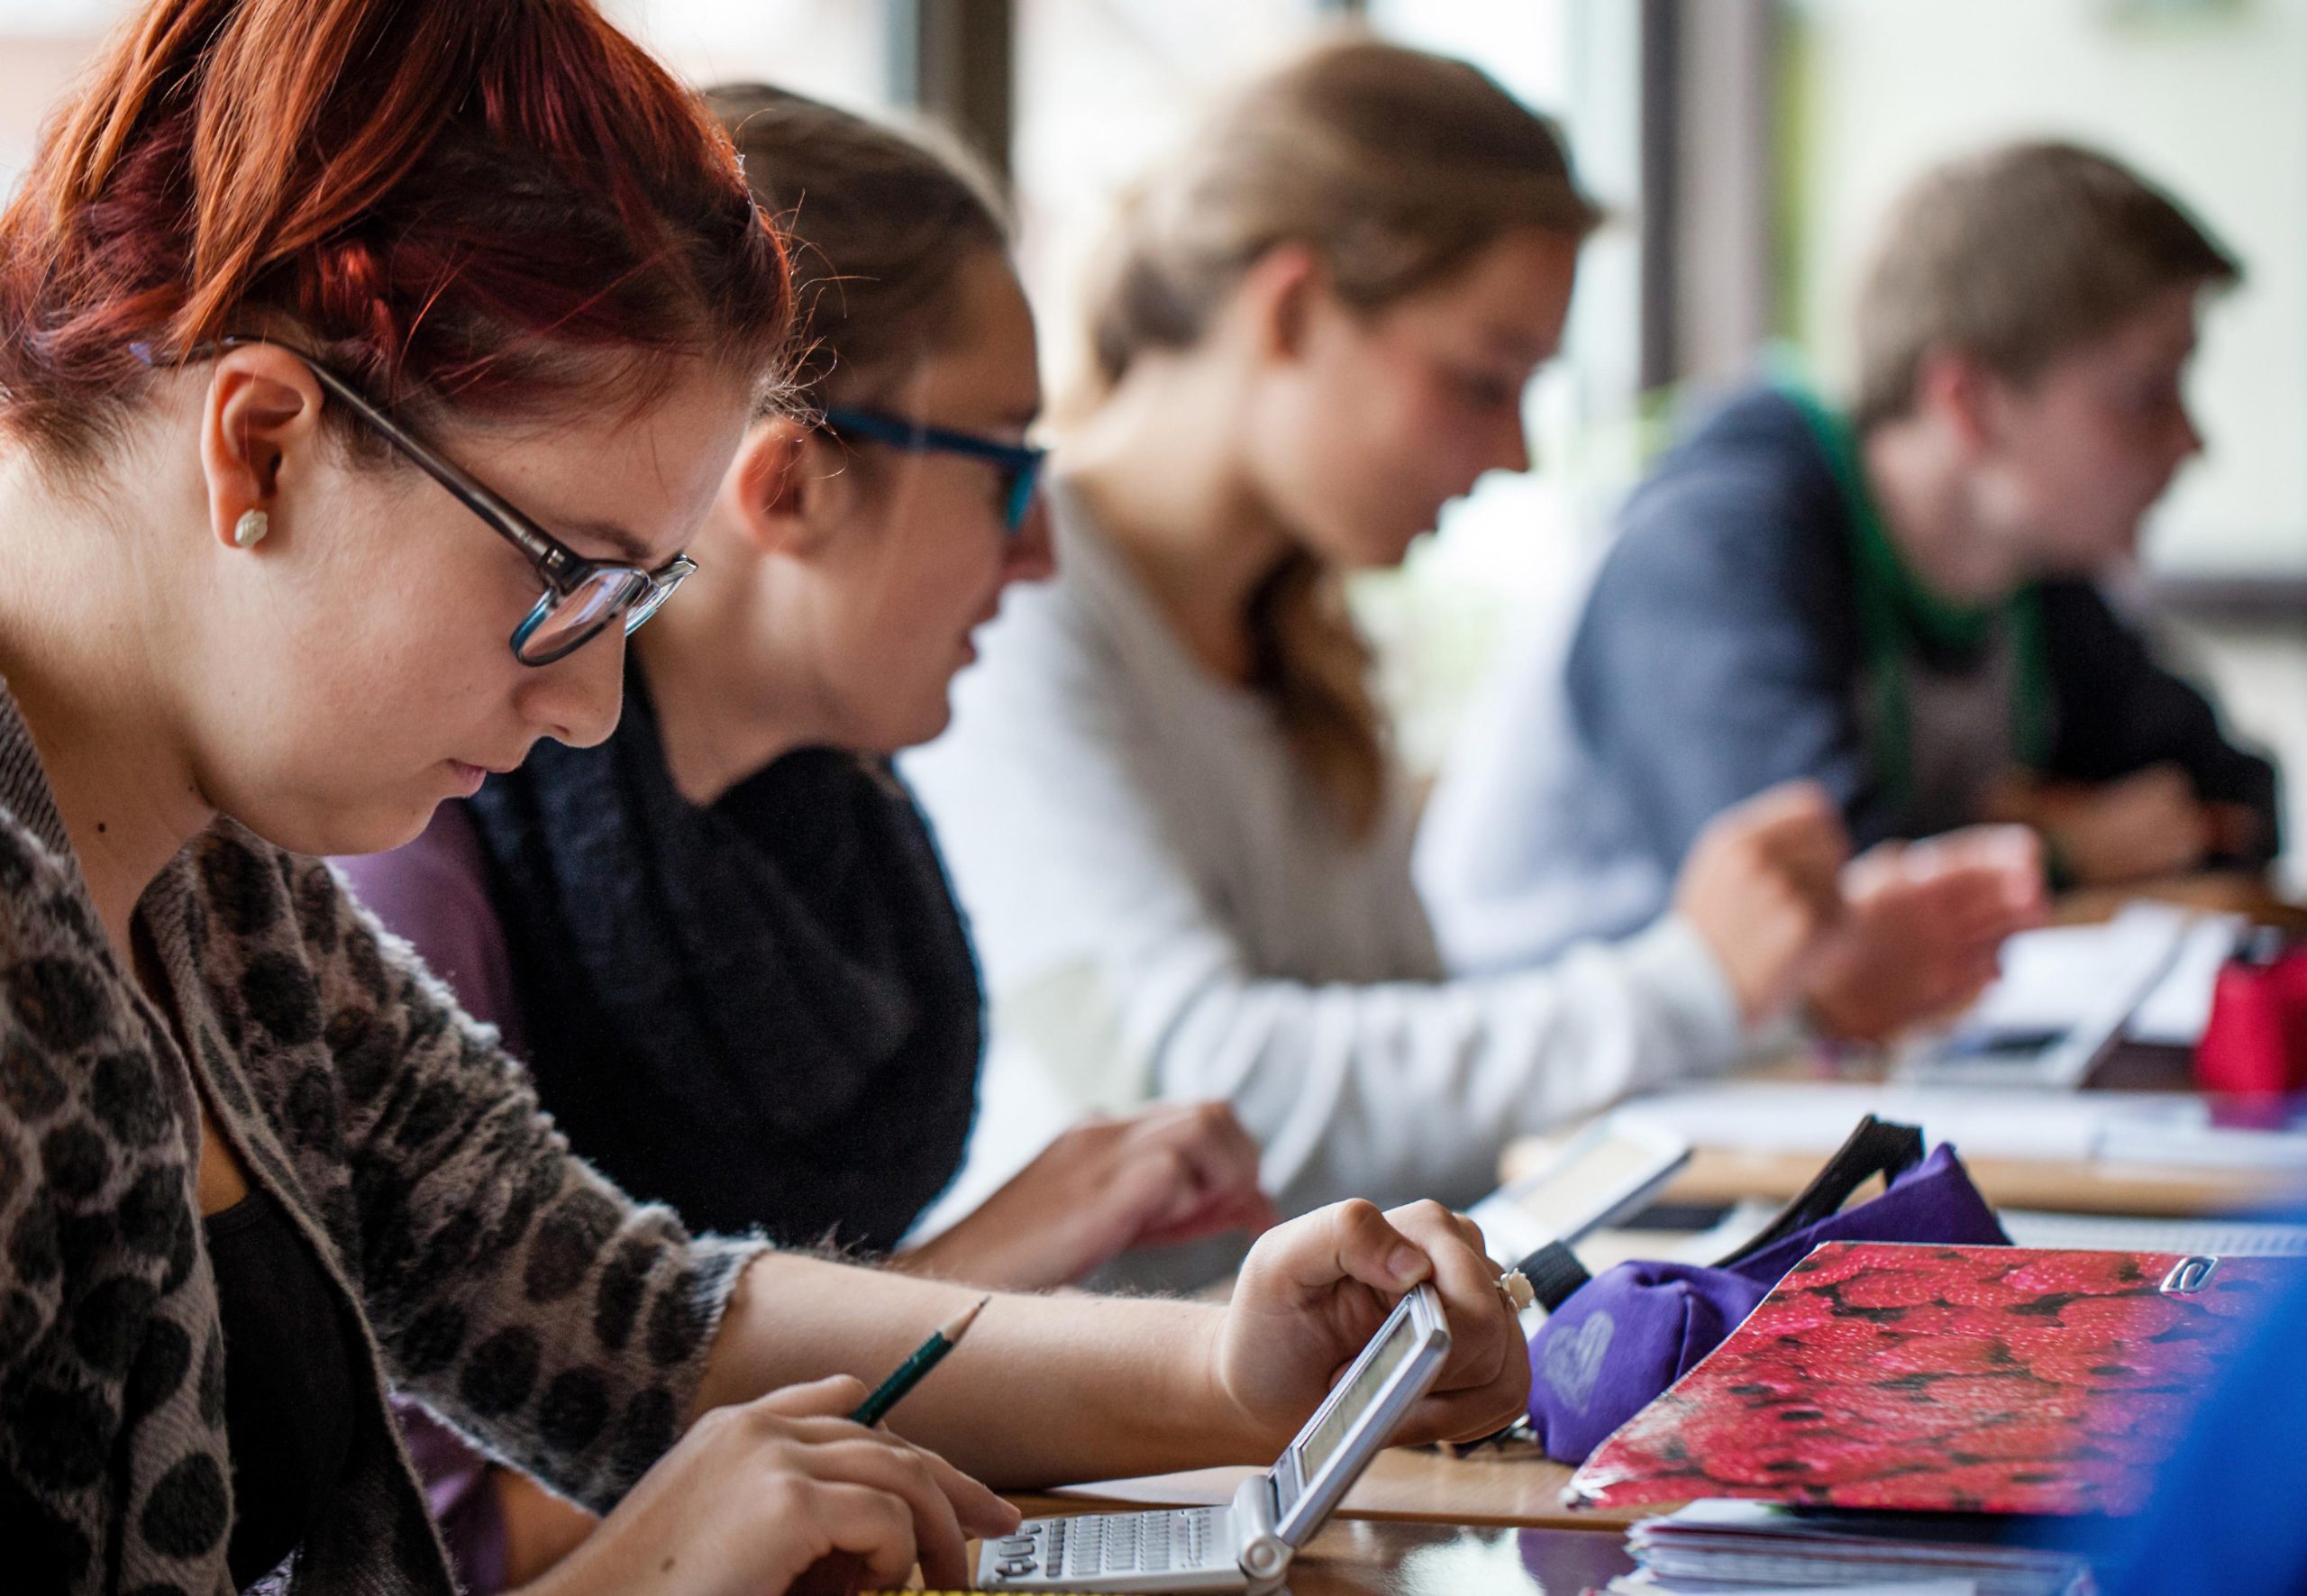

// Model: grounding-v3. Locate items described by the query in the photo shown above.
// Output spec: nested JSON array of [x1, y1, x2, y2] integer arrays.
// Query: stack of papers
[[1619, 1501, 2094, 1595]]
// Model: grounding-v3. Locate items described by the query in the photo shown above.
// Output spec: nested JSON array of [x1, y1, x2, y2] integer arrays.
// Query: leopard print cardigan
[[0, 691, 766, 1595]]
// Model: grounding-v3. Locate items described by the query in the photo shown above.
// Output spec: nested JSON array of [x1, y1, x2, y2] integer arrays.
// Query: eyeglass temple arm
[[822, 406, 1043, 469], [202, 336, 576, 583]]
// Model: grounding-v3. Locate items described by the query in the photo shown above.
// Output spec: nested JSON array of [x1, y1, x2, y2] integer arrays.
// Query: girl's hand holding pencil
[[527, 1373, 1017, 1596]]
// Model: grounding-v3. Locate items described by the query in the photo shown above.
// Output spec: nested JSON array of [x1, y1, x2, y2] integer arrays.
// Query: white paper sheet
[[1613, 1081, 2307, 1171]]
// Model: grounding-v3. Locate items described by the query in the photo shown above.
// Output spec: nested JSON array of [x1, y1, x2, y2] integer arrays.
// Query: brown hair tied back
[[1082, 36, 1600, 842], [705, 83, 1009, 414]]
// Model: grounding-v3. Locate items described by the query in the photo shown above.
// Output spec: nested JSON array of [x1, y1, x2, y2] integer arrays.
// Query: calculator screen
[[1508, 1131, 1672, 1236], [1292, 1309, 1417, 1483]]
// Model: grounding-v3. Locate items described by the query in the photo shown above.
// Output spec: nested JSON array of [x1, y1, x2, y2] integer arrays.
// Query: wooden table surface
[[2054, 870, 2307, 929], [1245, 1518, 1634, 1593], [956, 1518, 1636, 1595], [1011, 1444, 1662, 1534], [1499, 872, 2307, 1220], [1573, 1140, 2306, 1218]]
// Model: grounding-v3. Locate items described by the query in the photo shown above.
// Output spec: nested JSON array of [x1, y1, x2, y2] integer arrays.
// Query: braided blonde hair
[[1082, 37, 1599, 840]]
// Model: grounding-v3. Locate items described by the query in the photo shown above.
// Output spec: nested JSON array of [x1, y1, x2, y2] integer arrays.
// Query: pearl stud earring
[[233, 509, 269, 548]]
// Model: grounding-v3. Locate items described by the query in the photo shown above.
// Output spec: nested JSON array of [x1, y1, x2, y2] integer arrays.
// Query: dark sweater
[[1419, 384, 2282, 972]]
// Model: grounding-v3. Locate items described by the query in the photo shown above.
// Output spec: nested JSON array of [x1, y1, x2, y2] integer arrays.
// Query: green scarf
[[1777, 378, 2050, 814]]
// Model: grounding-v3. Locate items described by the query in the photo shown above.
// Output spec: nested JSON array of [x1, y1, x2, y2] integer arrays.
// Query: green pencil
[[850, 1294, 990, 1427]]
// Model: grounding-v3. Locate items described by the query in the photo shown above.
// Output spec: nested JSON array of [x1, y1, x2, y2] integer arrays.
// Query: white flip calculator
[[977, 1282, 1451, 1592], [1464, 1113, 1691, 1268]]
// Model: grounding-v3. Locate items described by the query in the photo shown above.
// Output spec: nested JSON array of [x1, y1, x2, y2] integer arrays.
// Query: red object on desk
[[2194, 944, 2307, 1095], [1566, 1242, 2295, 1517]]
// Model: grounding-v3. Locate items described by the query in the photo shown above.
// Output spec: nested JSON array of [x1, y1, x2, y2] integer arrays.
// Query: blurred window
[[1781, 0, 2307, 582], [0, 1, 892, 196], [601, 1, 891, 109], [1010, 0, 1329, 404]]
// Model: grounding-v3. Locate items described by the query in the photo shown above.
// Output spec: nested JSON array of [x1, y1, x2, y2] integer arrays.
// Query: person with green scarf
[[1421, 140, 2279, 974]]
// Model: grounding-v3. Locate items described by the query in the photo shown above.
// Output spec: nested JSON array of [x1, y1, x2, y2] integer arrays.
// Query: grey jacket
[[0, 687, 762, 1594]]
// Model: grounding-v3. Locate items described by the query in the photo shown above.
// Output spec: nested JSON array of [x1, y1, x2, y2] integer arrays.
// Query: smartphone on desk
[[1466, 1114, 1692, 1268], [978, 1283, 1451, 1592]]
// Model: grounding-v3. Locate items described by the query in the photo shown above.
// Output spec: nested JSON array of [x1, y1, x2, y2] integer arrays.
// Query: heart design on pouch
[[1544, 1310, 1616, 1413]]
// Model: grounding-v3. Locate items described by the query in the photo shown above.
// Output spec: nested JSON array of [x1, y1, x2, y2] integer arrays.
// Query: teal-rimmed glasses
[[820, 406, 1046, 533]]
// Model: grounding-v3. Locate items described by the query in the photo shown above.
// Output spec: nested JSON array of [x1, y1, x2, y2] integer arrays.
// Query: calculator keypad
[[983, 1507, 1233, 1589]]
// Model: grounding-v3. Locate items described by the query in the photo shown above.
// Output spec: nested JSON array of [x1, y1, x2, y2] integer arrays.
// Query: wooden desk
[[1011, 1443, 1660, 1534], [1566, 1142, 2306, 1218], [1503, 1009, 2307, 1221], [966, 1519, 1636, 1594], [1254, 1518, 1634, 1593], [2056, 870, 2306, 930]]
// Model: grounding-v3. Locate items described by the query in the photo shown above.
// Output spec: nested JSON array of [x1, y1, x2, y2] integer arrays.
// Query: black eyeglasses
[[820, 406, 1046, 534], [135, 334, 697, 665]]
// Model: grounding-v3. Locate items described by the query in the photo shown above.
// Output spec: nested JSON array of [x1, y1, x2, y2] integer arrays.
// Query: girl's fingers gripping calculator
[[979, 1282, 1452, 1593]]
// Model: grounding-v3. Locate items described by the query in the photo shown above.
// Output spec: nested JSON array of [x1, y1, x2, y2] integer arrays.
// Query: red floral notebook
[[1566, 1241, 2293, 1516]]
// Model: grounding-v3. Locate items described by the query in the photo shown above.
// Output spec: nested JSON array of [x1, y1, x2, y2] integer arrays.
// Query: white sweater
[[903, 487, 1745, 1226]]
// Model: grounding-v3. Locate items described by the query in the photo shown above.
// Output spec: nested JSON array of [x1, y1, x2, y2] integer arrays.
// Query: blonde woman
[[906, 39, 2040, 1257]]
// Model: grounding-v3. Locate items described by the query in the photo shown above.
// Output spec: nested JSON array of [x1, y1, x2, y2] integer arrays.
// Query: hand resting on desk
[[897, 1100, 1278, 1290], [1984, 762, 2265, 886], [1672, 784, 2045, 1043], [1806, 825, 2047, 1042]]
